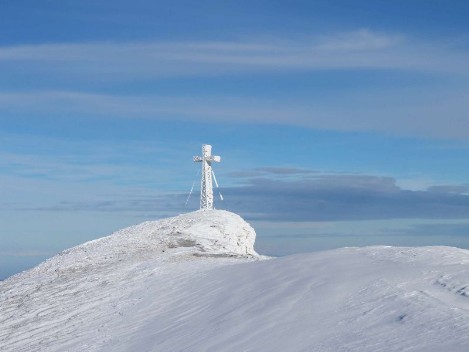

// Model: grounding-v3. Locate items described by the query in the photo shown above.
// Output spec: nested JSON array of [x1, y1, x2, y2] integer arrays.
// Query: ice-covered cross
[[193, 144, 221, 210]]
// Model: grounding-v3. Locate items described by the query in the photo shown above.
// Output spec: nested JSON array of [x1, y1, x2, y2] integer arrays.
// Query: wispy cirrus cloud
[[1, 29, 469, 139], [1, 29, 468, 79], [1, 88, 469, 139], [0, 133, 183, 188]]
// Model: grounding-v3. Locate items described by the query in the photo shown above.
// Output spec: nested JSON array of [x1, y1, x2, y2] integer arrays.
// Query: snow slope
[[1, 210, 469, 351]]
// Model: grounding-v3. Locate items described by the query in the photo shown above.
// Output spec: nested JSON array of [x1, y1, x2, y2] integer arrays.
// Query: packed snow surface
[[1, 210, 469, 351]]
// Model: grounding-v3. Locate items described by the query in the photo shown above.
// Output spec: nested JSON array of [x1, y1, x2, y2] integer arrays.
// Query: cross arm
[[193, 156, 221, 162]]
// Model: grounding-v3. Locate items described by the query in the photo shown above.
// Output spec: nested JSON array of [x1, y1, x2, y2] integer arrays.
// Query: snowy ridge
[[113, 246, 469, 352], [2, 211, 469, 351], [14, 209, 258, 280], [0, 210, 260, 352]]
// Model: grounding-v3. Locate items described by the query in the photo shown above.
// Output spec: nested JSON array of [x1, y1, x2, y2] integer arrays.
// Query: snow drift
[[19, 209, 258, 279], [1, 210, 469, 352]]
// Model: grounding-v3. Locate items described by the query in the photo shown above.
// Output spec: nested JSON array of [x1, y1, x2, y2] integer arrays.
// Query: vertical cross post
[[193, 144, 221, 210]]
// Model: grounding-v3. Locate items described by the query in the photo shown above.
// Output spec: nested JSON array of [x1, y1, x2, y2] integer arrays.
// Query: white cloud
[[1, 30, 469, 139], [0, 29, 467, 78], [1, 88, 469, 139], [0, 133, 185, 193]]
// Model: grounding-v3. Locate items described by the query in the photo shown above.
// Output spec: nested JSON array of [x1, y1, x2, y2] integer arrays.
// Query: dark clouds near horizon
[[21, 171, 469, 223], [222, 174, 469, 221]]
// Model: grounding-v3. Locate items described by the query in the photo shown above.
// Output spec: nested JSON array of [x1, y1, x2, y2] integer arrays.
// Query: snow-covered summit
[[16, 209, 258, 280], [2, 211, 469, 352], [0, 210, 260, 352]]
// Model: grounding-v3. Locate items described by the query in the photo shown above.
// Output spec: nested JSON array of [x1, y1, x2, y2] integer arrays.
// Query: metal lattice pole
[[193, 144, 221, 210]]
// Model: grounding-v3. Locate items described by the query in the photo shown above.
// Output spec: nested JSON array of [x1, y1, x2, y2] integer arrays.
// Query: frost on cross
[[193, 144, 221, 210]]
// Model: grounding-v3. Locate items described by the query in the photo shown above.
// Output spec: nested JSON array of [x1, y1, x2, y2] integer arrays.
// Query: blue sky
[[1, 0, 469, 279]]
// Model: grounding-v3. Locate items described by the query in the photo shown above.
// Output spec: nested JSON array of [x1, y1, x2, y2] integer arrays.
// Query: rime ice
[[193, 144, 221, 210]]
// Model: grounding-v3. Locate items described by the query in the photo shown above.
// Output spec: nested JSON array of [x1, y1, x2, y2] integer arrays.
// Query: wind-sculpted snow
[[1, 212, 469, 351], [15, 209, 257, 279], [0, 210, 259, 352]]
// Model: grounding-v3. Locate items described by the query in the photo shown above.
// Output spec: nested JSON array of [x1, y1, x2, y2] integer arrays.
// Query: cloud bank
[[223, 175, 469, 221], [20, 171, 469, 223]]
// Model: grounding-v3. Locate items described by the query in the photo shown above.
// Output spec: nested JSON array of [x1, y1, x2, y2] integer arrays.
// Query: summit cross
[[193, 144, 221, 210]]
